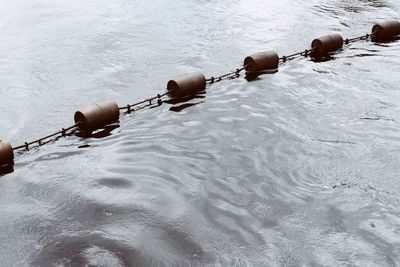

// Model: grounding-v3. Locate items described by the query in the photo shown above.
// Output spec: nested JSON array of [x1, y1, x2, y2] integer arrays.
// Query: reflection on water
[[165, 93, 205, 112], [1, 0, 400, 266]]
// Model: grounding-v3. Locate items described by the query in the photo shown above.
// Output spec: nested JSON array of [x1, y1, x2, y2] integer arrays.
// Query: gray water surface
[[1, 0, 400, 266]]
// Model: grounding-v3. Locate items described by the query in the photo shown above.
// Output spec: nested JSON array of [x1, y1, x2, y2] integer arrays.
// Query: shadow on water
[[245, 69, 279, 81], [169, 102, 202, 112], [30, 233, 156, 267], [75, 124, 120, 139], [0, 163, 14, 176], [27, 191, 210, 266], [310, 52, 337, 63], [164, 92, 206, 112]]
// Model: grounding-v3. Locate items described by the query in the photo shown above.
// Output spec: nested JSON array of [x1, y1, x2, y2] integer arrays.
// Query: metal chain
[[344, 33, 371, 44], [119, 92, 169, 113], [9, 32, 376, 153], [206, 66, 246, 84], [12, 123, 79, 151], [279, 48, 316, 63]]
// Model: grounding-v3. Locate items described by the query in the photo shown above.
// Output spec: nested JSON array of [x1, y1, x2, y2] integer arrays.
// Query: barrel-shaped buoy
[[372, 20, 400, 40], [0, 140, 14, 167], [244, 51, 279, 72], [74, 101, 120, 132], [167, 72, 206, 98], [311, 33, 343, 53]]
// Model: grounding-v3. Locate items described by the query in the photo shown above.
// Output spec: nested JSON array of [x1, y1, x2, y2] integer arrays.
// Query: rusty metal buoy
[[244, 51, 279, 73], [311, 33, 344, 53], [167, 72, 206, 98], [0, 140, 14, 167], [372, 20, 400, 41], [74, 101, 120, 132]]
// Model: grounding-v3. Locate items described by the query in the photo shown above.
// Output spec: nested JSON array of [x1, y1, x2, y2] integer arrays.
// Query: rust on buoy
[[244, 51, 279, 72], [311, 33, 344, 53], [0, 140, 14, 167], [372, 20, 400, 41], [74, 101, 120, 132], [167, 72, 206, 98]]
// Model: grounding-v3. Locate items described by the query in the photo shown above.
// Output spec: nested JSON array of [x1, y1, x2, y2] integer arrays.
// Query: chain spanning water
[[7, 32, 378, 153]]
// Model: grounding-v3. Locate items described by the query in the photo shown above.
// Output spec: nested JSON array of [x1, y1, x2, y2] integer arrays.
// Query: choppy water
[[1, 0, 400, 266]]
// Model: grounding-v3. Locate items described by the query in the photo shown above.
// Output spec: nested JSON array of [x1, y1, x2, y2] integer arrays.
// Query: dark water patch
[[158, 223, 209, 263], [34, 150, 83, 162], [357, 229, 398, 266], [313, 0, 392, 18], [312, 68, 338, 74], [311, 138, 357, 145], [31, 233, 156, 267], [313, 3, 344, 18], [325, 205, 347, 233], [360, 116, 394, 121], [94, 177, 133, 189], [345, 53, 379, 58]]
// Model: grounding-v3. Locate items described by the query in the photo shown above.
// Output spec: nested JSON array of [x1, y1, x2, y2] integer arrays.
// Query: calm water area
[[1, 0, 400, 266]]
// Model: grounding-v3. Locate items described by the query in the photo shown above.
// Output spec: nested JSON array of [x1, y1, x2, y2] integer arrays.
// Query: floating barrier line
[[4, 30, 370, 153], [3, 32, 377, 153], [1, 32, 395, 152], [1, 20, 399, 173]]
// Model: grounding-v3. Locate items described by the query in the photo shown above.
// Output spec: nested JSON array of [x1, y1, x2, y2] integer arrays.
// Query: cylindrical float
[[372, 20, 400, 40], [311, 33, 344, 53], [0, 140, 14, 166], [74, 101, 120, 132], [244, 51, 279, 72], [167, 72, 206, 98]]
